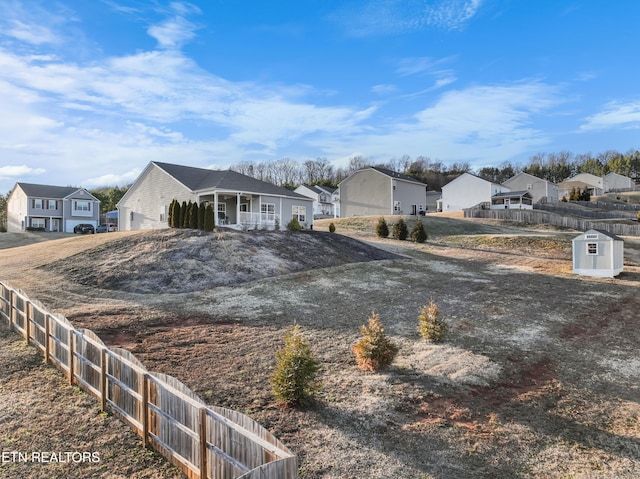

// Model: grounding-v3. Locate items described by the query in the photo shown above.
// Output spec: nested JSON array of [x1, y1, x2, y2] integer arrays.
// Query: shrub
[[198, 203, 205, 230], [375, 217, 389, 238], [178, 201, 187, 228], [561, 196, 568, 203], [418, 299, 447, 342], [392, 218, 408, 240], [410, 219, 427, 243], [353, 311, 398, 372], [328, 222, 336, 233], [167, 199, 178, 227], [189, 201, 199, 229], [204, 204, 215, 232], [287, 217, 303, 231], [270, 324, 320, 406]]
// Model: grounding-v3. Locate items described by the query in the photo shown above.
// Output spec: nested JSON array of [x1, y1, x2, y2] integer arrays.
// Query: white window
[[394, 201, 401, 212], [31, 218, 45, 228], [261, 203, 275, 215], [586, 243, 598, 255], [48, 200, 57, 209], [585, 234, 599, 240], [33, 199, 43, 209], [74, 201, 91, 212], [526, 183, 532, 190], [292, 205, 306, 222], [217, 203, 226, 214], [240, 203, 249, 212]]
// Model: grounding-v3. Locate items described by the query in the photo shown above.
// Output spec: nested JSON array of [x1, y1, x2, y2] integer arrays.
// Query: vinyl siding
[[340, 169, 391, 216]]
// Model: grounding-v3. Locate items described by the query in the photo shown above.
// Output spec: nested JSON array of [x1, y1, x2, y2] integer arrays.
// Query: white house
[[603, 172, 635, 192], [294, 184, 337, 218], [439, 173, 509, 212], [502, 172, 559, 204], [118, 161, 314, 231], [572, 229, 623, 278]]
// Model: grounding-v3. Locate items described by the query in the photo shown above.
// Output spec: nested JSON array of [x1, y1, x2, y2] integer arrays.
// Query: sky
[[1, 0, 640, 194]]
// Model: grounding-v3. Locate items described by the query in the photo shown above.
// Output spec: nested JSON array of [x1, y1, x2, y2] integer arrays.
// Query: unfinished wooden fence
[[0, 281, 298, 479], [464, 208, 640, 236]]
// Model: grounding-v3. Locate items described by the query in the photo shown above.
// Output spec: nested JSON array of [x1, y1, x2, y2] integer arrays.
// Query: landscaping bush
[[392, 218, 408, 240], [375, 217, 389, 238], [270, 324, 320, 406], [178, 201, 187, 228], [287, 217, 303, 231], [168, 199, 178, 227], [204, 204, 215, 232], [353, 311, 398, 372], [197, 203, 205, 230], [410, 219, 427, 243], [189, 201, 198, 229], [329, 222, 336, 233], [418, 299, 447, 342]]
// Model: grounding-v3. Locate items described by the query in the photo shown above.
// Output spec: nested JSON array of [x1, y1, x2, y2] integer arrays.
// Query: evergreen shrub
[[375, 217, 389, 238], [410, 219, 427, 243], [392, 218, 408, 240], [418, 299, 447, 342], [353, 311, 398, 372]]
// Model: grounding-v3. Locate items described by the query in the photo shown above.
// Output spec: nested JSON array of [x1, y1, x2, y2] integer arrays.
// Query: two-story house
[[294, 184, 338, 218], [338, 166, 427, 217], [7, 183, 100, 233]]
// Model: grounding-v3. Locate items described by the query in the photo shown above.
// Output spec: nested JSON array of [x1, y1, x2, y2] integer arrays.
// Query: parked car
[[95, 224, 108, 233], [73, 224, 95, 234]]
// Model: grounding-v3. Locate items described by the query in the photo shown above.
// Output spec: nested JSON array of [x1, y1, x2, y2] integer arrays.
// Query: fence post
[[10, 290, 16, 332], [69, 329, 75, 386], [44, 313, 51, 364], [200, 407, 208, 479], [25, 300, 32, 345], [101, 348, 108, 411], [142, 373, 149, 448]]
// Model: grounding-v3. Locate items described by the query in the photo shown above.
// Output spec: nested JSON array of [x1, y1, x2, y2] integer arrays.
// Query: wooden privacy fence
[[464, 208, 640, 236], [0, 281, 298, 479]]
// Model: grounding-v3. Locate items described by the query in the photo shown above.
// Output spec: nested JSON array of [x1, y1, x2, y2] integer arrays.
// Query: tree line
[[229, 148, 640, 191]]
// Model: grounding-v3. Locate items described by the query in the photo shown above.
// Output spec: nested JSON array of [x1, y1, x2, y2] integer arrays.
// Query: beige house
[[338, 166, 427, 217], [502, 172, 559, 204], [439, 172, 509, 212], [118, 161, 313, 231]]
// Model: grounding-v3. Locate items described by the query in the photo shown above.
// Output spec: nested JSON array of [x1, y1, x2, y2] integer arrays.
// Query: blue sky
[[1, 0, 639, 193]]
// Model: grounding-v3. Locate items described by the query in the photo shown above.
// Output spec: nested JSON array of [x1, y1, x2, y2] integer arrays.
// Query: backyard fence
[[464, 208, 640, 236], [0, 281, 298, 479]]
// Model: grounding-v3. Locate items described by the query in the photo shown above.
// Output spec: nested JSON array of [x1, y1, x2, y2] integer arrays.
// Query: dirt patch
[[43, 229, 400, 293]]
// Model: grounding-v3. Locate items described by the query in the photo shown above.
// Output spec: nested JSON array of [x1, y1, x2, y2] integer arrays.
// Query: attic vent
[[585, 234, 598, 240]]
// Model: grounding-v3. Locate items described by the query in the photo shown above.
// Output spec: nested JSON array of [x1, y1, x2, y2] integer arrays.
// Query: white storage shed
[[572, 229, 623, 278]]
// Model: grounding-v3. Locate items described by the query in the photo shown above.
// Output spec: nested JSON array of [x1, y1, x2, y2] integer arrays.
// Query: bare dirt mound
[[44, 228, 399, 293]]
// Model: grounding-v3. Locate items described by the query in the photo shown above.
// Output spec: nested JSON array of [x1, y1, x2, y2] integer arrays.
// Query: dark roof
[[369, 166, 426, 184], [492, 191, 532, 198], [590, 229, 624, 242], [153, 162, 308, 199], [301, 184, 337, 195], [15, 182, 94, 199]]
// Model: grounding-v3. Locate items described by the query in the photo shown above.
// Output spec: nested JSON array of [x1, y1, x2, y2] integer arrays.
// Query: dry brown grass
[[1, 218, 640, 479]]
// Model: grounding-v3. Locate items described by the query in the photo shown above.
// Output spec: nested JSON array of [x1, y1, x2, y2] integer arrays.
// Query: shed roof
[[574, 229, 624, 242]]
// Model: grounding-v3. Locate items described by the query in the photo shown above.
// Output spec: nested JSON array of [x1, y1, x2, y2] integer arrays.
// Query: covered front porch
[[197, 190, 282, 229]]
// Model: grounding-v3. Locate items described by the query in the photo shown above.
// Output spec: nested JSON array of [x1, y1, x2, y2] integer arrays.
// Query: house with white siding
[[117, 161, 314, 231], [294, 184, 338, 218], [439, 173, 509, 212], [603, 172, 635, 192], [6, 183, 100, 233]]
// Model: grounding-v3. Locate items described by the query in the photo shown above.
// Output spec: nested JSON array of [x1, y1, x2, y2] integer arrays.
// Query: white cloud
[[83, 168, 142, 187], [0, 165, 46, 179], [580, 101, 640, 131], [371, 83, 398, 95], [335, 0, 484, 36]]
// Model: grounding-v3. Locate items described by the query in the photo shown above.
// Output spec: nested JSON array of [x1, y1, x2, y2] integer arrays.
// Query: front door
[[51, 219, 59, 232]]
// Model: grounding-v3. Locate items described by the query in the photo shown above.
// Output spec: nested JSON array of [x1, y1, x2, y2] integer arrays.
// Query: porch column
[[214, 193, 219, 227], [279, 198, 283, 226], [258, 197, 262, 227], [236, 193, 241, 226]]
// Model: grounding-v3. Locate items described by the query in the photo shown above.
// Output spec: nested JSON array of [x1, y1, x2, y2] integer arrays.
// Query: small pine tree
[[189, 201, 198, 229], [392, 218, 408, 240], [375, 217, 389, 238], [270, 324, 320, 406], [410, 219, 427, 243], [353, 311, 398, 372], [198, 203, 206, 230], [178, 201, 187, 228], [561, 195, 568, 202], [418, 299, 447, 342], [168, 199, 178, 227], [569, 186, 579, 201], [204, 204, 215, 232], [579, 188, 591, 201], [287, 217, 303, 231], [329, 222, 336, 233]]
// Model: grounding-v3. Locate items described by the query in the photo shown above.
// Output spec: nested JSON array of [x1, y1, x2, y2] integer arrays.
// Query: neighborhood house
[[117, 161, 314, 231], [6, 183, 100, 233], [439, 172, 509, 212], [294, 184, 338, 218], [338, 166, 427, 217]]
